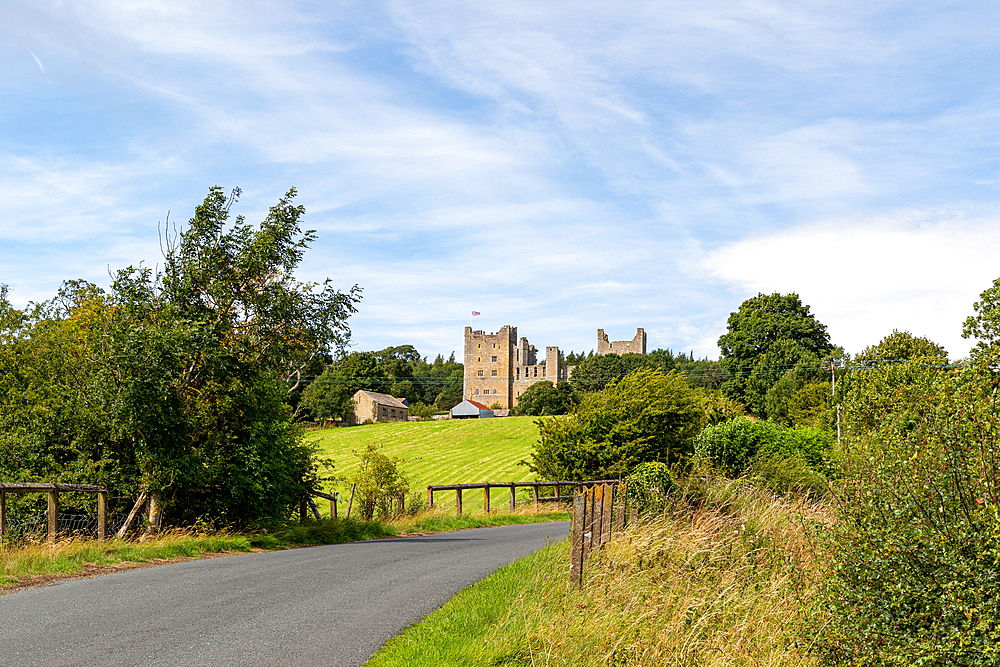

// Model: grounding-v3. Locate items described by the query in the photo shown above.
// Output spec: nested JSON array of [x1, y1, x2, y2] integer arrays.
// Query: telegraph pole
[[823, 357, 845, 445]]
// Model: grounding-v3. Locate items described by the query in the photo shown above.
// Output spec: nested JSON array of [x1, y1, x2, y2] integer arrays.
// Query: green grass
[[367, 479, 826, 667], [366, 538, 568, 667], [306, 416, 545, 515]]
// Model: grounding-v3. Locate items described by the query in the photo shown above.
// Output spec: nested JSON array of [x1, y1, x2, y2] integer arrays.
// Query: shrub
[[815, 362, 1000, 666], [626, 461, 674, 514], [347, 443, 410, 521], [694, 417, 783, 477], [694, 418, 835, 481], [527, 368, 704, 481]]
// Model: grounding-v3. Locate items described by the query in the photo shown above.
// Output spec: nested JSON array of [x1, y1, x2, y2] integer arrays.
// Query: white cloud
[[701, 210, 1000, 358]]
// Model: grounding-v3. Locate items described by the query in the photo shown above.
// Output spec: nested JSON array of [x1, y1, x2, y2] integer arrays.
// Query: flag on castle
[[471, 311, 481, 316]]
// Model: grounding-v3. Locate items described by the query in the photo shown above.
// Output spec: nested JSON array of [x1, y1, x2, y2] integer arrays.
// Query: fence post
[[483, 485, 491, 514], [601, 483, 613, 546], [555, 484, 560, 501], [532, 484, 539, 508], [570, 489, 585, 587], [0, 486, 6, 546], [346, 483, 356, 520], [427, 486, 434, 509], [97, 490, 107, 542], [509, 483, 516, 511], [331, 495, 337, 519], [582, 486, 595, 559], [615, 480, 626, 533], [456, 487, 463, 516], [48, 488, 59, 544]]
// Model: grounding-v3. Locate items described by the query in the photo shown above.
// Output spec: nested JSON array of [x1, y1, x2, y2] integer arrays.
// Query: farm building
[[348, 390, 409, 425], [450, 399, 494, 419]]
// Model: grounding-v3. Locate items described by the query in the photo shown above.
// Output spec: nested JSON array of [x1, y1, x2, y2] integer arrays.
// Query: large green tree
[[718, 292, 833, 416], [0, 186, 360, 525]]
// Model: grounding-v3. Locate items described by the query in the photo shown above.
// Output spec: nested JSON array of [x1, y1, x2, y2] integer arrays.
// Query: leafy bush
[[816, 362, 1000, 666], [694, 417, 782, 477], [694, 417, 835, 484], [527, 368, 704, 481], [513, 380, 579, 416], [347, 443, 410, 521], [626, 461, 674, 514]]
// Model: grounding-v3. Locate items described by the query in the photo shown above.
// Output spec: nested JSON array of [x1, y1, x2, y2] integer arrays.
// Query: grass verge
[[368, 479, 829, 666]]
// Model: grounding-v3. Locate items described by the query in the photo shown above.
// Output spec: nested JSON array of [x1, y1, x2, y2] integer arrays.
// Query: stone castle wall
[[597, 328, 646, 355], [465, 325, 644, 409]]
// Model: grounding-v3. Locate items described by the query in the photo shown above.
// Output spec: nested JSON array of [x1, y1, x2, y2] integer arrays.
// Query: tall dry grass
[[500, 479, 831, 666]]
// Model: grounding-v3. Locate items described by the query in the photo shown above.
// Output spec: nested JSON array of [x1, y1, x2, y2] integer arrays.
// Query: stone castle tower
[[464, 326, 572, 409], [597, 328, 646, 355]]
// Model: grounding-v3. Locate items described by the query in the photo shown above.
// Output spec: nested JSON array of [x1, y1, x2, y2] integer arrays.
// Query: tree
[[513, 380, 579, 416], [963, 279, 1000, 361], [527, 368, 704, 481], [299, 352, 391, 421], [718, 292, 833, 416], [840, 330, 948, 438], [0, 186, 361, 525], [569, 352, 659, 393]]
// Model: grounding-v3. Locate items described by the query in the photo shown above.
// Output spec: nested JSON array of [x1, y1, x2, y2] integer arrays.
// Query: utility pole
[[823, 357, 845, 446]]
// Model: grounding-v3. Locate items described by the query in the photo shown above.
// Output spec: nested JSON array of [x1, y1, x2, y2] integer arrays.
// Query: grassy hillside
[[304, 417, 543, 515]]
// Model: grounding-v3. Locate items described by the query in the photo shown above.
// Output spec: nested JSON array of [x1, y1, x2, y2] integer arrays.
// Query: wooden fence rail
[[0, 482, 109, 545], [426, 480, 622, 516], [570, 481, 627, 588]]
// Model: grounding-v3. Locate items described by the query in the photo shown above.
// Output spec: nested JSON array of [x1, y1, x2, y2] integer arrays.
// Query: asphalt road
[[0, 521, 569, 667]]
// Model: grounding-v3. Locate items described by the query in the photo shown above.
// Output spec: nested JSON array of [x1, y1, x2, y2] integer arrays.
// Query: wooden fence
[[426, 480, 622, 516], [570, 481, 627, 587], [0, 482, 109, 545]]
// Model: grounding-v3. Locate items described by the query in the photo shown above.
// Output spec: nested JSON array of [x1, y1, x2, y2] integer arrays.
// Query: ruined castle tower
[[597, 328, 647, 355]]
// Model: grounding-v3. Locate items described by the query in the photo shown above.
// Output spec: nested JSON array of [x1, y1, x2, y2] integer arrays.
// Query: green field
[[305, 416, 545, 515]]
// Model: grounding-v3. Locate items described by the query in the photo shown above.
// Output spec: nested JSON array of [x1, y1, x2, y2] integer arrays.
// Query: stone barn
[[348, 390, 409, 425]]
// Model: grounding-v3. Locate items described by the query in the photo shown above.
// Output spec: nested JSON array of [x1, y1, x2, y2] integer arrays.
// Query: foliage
[[512, 380, 579, 416], [626, 461, 674, 514], [568, 352, 660, 392], [840, 330, 948, 438], [299, 351, 390, 420], [674, 352, 731, 390], [816, 361, 1000, 666], [528, 368, 705, 481], [0, 187, 360, 525], [347, 443, 410, 521], [963, 277, 1000, 362], [694, 417, 834, 480], [718, 292, 834, 416], [697, 387, 747, 425]]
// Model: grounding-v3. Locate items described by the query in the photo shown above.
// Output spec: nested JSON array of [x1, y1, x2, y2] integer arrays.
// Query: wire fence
[[1, 511, 131, 546]]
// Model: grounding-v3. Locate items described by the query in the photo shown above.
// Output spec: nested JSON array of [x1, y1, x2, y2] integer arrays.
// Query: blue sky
[[3, 1, 1000, 360]]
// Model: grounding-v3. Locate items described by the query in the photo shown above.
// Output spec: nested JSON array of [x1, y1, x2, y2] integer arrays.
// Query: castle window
[[477, 343, 481, 349], [493, 389, 498, 394], [474, 389, 479, 394], [477, 356, 481, 362], [478, 370, 484, 377], [491, 356, 497, 362], [491, 370, 497, 376]]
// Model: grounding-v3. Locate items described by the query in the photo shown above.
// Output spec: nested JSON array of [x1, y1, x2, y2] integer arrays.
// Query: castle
[[463, 326, 646, 409]]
